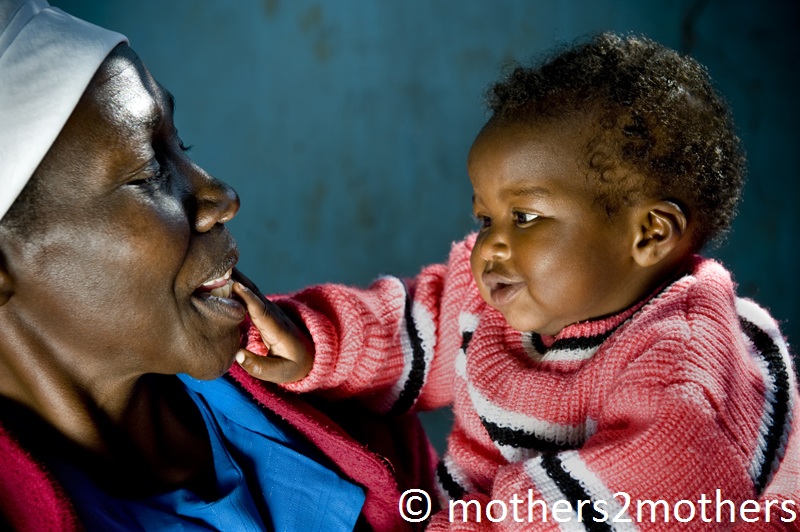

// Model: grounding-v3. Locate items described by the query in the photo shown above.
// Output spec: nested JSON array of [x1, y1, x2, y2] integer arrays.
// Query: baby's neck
[[543, 258, 693, 343]]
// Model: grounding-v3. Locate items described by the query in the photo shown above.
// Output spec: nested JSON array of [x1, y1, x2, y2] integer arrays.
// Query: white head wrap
[[0, 0, 126, 221]]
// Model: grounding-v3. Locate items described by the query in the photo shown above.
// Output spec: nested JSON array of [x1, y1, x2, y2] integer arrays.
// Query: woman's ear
[[0, 250, 14, 307], [631, 200, 690, 268]]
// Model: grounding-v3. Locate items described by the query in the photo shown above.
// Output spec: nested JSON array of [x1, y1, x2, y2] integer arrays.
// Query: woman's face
[[4, 46, 245, 381]]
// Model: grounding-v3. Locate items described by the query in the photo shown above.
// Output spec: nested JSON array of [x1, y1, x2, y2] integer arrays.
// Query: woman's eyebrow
[[138, 90, 175, 132]]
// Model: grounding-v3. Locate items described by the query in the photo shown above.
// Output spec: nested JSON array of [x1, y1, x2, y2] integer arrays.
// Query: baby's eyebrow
[[508, 185, 551, 198]]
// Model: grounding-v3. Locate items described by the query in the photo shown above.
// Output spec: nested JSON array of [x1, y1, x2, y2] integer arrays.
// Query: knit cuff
[[242, 298, 337, 393]]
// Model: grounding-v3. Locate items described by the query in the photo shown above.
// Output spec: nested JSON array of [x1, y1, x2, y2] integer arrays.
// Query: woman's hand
[[231, 272, 314, 384]]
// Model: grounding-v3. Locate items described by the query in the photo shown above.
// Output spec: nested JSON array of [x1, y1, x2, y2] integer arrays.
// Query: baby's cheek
[[468, 241, 484, 279]]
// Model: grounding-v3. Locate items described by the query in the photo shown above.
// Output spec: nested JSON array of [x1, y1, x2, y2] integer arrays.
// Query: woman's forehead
[[33, 47, 173, 196], [86, 45, 167, 134]]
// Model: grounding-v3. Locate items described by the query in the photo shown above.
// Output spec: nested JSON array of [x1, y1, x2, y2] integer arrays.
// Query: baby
[[233, 33, 798, 529]]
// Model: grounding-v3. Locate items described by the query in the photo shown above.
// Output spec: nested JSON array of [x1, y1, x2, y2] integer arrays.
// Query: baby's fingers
[[235, 349, 308, 383], [232, 280, 313, 383], [233, 281, 292, 346]]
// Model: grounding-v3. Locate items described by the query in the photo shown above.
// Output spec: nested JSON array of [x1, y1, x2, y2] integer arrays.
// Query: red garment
[[0, 368, 437, 531], [259, 236, 800, 530]]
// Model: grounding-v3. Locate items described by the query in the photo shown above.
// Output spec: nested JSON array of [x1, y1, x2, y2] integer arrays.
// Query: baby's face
[[468, 119, 647, 336]]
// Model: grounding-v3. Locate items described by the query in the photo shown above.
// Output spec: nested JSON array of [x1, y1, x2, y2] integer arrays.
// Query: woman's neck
[[0, 341, 217, 498]]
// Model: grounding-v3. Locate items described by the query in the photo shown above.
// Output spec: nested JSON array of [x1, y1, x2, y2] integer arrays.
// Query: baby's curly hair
[[488, 32, 745, 250]]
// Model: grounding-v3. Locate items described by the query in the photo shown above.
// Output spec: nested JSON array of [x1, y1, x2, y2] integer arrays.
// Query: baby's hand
[[231, 275, 313, 383]]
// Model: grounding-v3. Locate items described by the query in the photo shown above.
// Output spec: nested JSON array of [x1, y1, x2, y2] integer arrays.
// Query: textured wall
[[51, 0, 799, 449]]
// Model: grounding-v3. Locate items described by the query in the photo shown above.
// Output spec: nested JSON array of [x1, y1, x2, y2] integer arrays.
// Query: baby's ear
[[631, 200, 690, 268]]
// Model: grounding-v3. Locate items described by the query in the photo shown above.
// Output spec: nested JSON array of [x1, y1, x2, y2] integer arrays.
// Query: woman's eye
[[130, 161, 169, 189], [514, 212, 538, 225], [178, 140, 193, 152]]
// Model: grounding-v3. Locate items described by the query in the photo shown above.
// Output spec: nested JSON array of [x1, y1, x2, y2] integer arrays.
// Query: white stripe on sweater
[[411, 299, 437, 391], [435, 453, 476, 505], [558, 451, 639, 530], [455, 349, 593, 460], [736, 298, 795, 389], [443, 453, 474, 493], [736, 297, 795, 489], [523, 457, 585, 531], [743, 330, 778, 486], [381, 276, 437, 412], [459, 312, 480, 337], [522, 334, 602, 363]]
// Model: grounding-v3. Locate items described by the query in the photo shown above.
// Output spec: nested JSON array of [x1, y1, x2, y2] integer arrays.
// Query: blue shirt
[[52, 375, 365, 531]]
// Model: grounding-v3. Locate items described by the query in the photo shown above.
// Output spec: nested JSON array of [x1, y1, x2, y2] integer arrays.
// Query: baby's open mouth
[[195, 268, 233, 298], [488, 281, 524, 307]]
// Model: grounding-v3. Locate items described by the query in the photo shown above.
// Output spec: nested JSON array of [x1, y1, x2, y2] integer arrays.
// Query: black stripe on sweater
[[461, 330, 473, 352], [437, 460, 466, 500], [389, 280, 427, 415], [740, 317, 793, 494], [540, 453, 614, 531], [549, 330, 615, 351], [527, 333, 548, 355], [480, 418, 576, 453], [528, 329, 615, 356]]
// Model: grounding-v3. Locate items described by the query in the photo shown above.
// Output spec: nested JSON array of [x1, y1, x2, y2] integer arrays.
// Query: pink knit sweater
[[259, 236, 800, 530]]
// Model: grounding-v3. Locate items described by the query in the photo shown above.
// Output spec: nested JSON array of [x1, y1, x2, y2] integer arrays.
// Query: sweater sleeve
[[246, 236, 481, 413]]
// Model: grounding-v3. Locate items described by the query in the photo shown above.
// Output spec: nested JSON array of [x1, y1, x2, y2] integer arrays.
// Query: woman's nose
[[191, 171, 240, 233]]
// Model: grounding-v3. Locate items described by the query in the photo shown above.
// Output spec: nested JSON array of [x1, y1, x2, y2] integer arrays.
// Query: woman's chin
[[179, 335, 241, 380]]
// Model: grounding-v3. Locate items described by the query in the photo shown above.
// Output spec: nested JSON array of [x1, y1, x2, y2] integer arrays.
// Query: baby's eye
[[513, 212, 539, 225], [475, 215, 491, 229]]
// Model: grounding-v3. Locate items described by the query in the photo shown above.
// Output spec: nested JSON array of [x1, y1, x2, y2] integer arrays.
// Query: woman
[[0, 1, 435, 529]]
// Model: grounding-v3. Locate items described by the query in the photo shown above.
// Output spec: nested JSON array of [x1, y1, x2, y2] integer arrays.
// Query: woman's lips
[[192, 267, 244, 322], [196, 268, 233, 298]]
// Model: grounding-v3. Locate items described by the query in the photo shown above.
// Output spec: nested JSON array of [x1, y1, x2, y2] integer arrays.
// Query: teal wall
[[52, 1, 799, 449]]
